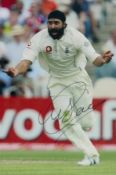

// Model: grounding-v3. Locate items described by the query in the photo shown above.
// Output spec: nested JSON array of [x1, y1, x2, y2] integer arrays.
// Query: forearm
[[93, 56, 106, 67], [15, 59, 32, 75], [93, 51, 113, 67], [7, 59, 32, 77]]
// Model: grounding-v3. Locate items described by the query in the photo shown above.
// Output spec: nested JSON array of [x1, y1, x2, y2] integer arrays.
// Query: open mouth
[[52, 32, 58, 35]]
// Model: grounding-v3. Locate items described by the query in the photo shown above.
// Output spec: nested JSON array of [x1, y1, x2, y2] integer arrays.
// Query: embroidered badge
[[46, 46, 52, 53], [27, 41, 31, 48], [65, 47, 69, 53]]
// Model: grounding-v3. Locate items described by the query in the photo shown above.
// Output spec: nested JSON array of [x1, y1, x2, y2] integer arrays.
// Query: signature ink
[[37, 80, 106, 139]]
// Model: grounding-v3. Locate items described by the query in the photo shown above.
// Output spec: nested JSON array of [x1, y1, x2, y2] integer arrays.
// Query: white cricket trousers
[[48, 69, 99, 157]]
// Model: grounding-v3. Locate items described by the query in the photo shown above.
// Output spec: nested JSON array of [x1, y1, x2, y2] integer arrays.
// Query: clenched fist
[[6, 67, 19, 77], [102, 50, 113, 63]]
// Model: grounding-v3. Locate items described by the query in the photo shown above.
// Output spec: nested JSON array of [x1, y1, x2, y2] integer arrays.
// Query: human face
[[48, 19, 66, 39]]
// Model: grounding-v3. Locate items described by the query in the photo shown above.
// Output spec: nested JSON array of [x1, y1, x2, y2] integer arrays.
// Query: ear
[[64, 23, 67, 28]]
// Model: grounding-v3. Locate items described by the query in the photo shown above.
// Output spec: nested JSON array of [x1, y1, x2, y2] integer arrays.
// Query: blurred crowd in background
[[0, 0, 116, 97]]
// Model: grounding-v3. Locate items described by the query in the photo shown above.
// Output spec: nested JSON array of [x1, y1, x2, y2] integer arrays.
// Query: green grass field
[[0, 150, 116, 175]]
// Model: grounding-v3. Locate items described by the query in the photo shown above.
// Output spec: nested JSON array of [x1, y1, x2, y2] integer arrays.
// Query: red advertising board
[[0, 97, 116, 150]]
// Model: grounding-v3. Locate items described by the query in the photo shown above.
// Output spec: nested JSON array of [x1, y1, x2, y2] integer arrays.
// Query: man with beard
[[6, 10, 113, 166]]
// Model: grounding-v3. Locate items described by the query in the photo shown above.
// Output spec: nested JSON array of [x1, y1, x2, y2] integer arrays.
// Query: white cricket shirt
[[22, 26, 100, 78]]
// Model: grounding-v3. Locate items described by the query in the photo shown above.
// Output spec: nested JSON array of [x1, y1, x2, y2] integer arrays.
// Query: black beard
[[48, 27, 65, 39]]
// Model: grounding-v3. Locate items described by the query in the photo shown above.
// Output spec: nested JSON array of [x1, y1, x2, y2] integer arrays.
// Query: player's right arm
[[6, 59, 32, 77], [6, 31, 42, 77]]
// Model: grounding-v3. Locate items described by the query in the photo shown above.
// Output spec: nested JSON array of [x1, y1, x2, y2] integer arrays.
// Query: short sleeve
[[22, 33, 41, 62], [75, 31, 100, 63]]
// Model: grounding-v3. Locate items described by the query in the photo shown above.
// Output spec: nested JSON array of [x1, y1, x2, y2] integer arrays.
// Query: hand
[[5, 67, 18, 77], [102, 50, 113, 63]]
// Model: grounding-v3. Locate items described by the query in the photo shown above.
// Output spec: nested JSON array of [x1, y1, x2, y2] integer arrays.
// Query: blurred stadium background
[[0, 0, 116, 175]]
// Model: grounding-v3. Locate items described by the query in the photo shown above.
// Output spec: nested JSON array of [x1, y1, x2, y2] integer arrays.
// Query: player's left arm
[[93, 50, 113, 66], [76, 32, 113, 66]]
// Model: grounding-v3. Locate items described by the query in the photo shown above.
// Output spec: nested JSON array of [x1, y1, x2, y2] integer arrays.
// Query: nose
[[51, 23, 55, 29]]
